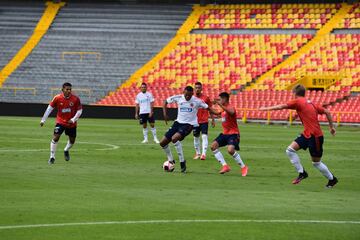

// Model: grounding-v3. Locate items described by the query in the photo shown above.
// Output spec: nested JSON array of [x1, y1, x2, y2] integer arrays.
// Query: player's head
[[194, 82, 202, 96], [62, 82, 72, 98], [183, 86, 194, 101], [292, 84, 306, 97], [140, 82, 147, 93], [219, 92, 230, 105]]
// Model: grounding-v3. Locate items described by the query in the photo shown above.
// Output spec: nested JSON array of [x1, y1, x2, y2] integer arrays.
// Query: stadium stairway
[[0, 2, 191, 104]]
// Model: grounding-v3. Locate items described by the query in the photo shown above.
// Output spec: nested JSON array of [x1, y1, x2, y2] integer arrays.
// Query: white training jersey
[[135, 92, 154, 114], [166, 95, 208, 126]]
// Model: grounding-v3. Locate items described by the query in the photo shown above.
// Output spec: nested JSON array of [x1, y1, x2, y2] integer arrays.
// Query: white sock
[[286, 147, 304, 173], [50, 140, 58, 158], [194, 136, 201, 155], [162, 145, 173, 162], [64, 140, 73, 151], [201, 134, 208, 155], [174, 141, 185, 162], [213, 149, 227, 166], [143, 128, 148, 141], [232, 152, 245, 168], [151, 128, 158, 140], [313, 161, 334, 180]]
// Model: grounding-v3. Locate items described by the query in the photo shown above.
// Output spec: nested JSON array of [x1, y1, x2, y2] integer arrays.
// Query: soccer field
[[0, 116, 359, 240]]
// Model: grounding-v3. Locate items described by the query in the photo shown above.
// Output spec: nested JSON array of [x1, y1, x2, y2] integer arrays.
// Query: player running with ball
[[260, 84, 338, 188], [160, 86, 216, 173]]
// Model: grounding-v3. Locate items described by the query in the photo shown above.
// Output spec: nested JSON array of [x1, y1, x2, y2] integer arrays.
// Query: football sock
[[194, 136, 201, 155], [151, 128, 157, 139], [50, 140, 58, 158], [232, 152, 245, 168], [151, 127, 157, 139], [286, 147, 304, 173], [312, 161, 334, 180], [64, 140, 73, 151], [201, 134, 208, 155], [213, 149, 227, 166], [142, 128, 148, 140], [174, 141, 185, 163], [162, 144, 173, 162]]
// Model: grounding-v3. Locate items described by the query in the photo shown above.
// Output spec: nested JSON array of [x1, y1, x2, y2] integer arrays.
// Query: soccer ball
[[163, 160, 174, 172]]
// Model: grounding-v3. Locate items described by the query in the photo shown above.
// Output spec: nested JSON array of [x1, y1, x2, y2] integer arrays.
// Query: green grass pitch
[[0, 116, 359, 240]]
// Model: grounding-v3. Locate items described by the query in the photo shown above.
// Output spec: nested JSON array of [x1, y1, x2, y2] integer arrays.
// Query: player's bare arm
[[210, 114, 216, 127], [206, 101, 219, 122], [149, 102, 154, 118], [324, 109, 336, 136], [214, 99, 235, 116], [207, 106, 221, 116], [162, 100, 169, 125], [259, 104, 288, 111], [135, 104, 140, 119]]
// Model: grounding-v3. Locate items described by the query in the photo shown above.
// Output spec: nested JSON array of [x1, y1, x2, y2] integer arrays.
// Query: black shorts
[[193, 122, 209, 136], [165, 121, 193, 141], [139, 113, 155, 125], [294, 134, 324, 158], [214, 133, 240, 150], [54, 124, 77, 138]]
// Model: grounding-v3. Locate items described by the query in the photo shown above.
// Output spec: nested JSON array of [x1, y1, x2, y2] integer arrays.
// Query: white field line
[[0, 141, 119, 152], [0, 219, 359, 230], [0, 141, 358, 152]]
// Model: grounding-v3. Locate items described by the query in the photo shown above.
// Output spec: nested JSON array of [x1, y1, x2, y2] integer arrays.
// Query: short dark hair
[[292, 84, 306, 97], [185, 86, 194, 92], [141, 82, 147, 87], [195, 82, 202, 86], [219, 92, 230, 101], [62, 82, 72, 88]]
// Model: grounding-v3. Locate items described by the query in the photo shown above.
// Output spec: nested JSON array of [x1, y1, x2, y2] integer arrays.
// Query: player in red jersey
[[193, 82, 215, 160], [40, 82, 83, 164], [260, 84, 338, 188], [210, 92, 248, 176]]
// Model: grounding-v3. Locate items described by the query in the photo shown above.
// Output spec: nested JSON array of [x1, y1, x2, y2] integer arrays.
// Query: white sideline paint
[[0, 219, 359, 230], [0, 136, 357, 151], [0, 141, 119, 152], [77, 141, 119, 151]]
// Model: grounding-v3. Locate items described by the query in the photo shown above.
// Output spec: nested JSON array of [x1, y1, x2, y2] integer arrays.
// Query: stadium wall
[[53, 0, 350, 3], [0, 103, 177, 120]]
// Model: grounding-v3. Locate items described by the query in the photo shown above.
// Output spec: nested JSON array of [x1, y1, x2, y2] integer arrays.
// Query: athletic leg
[[286, 141, 308, 184], [211, 140, 230, 174], [149, 122, 159, 143]]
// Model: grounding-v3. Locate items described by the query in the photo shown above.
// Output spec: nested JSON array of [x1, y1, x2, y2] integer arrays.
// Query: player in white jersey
[[135, 83, 159, 143], [160, 86, 214, 173]]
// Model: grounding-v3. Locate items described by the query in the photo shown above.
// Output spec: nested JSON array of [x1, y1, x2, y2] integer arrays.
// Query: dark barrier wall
[[0, 102, 177, 120], [54, 0, 348, 4]]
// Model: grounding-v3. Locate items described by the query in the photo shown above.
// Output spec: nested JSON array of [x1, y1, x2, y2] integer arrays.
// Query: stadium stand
[[0, 1, 44, 73], [250, 34, 360, 91], [0, 1, 65, 87], [340, 2, 360, 28], [98, 3, 359, 123], [97, 33, 312, 105], [0, 2, 359, 124], [195, 3, 342, 29], [0, 2, 191, 104]]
